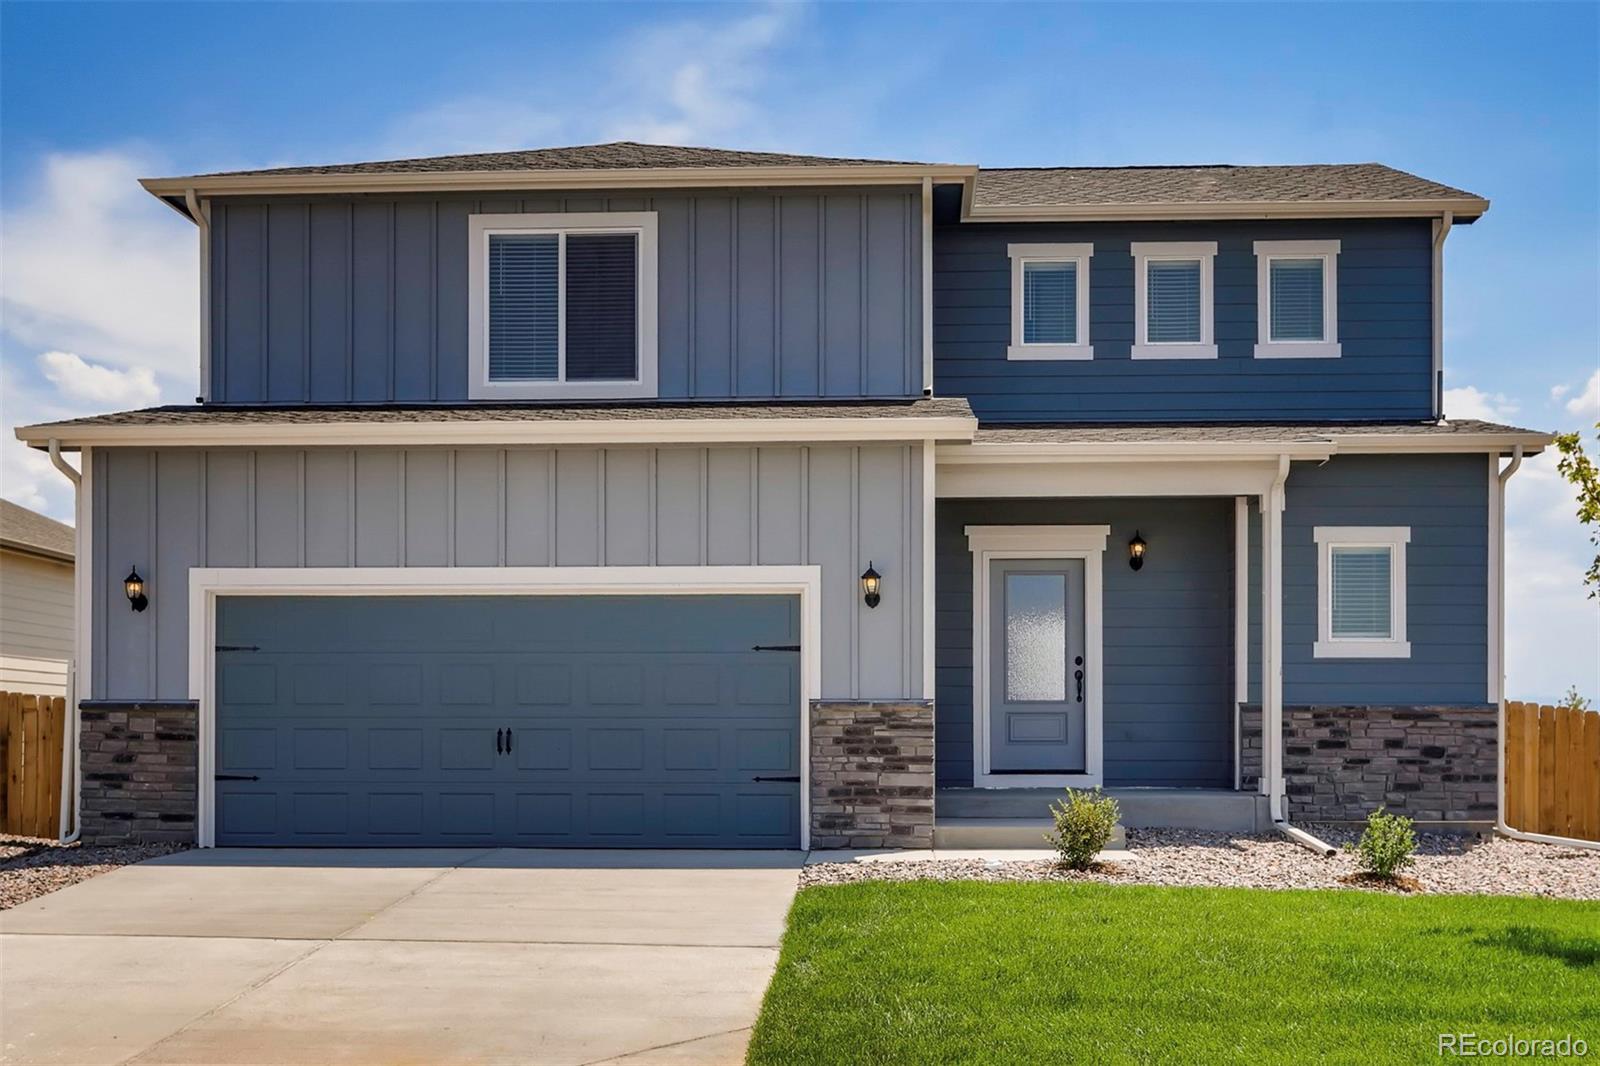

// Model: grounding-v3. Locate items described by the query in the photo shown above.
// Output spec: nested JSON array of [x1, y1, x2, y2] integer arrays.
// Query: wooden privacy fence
[[1, 692, 67, 838], [1505, 701, 1600, 843]]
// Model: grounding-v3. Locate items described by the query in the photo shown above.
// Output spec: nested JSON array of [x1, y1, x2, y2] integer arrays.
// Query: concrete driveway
[[0, 849, 803, 1066]]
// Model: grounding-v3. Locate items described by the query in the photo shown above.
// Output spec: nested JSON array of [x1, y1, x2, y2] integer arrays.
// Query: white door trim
[[187, 565, 824, 849], [965, 525, 1108, 789]]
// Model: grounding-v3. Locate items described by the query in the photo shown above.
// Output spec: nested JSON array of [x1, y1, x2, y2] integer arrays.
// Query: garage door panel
[[215, 595, 801, 847]]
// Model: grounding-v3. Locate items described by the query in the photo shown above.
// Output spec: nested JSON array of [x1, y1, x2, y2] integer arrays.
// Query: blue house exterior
[[17, 143, 1550, 850]]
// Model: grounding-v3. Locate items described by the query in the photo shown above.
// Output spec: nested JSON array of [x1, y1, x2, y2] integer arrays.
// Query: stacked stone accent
[[1241, 704, 1497, 824], [79, 701, 198, 844], [810, 700, 934, 849]]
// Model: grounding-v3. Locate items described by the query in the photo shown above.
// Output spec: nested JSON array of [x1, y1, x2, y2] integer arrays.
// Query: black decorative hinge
[[215, 774, 260, 781], [751, 644, 801, 652], [215, 644, 261, 652], [752, 775, 801, 783]]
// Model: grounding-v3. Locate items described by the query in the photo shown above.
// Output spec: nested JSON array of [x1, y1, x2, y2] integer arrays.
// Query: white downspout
[[1263, 453, 1336, 856], [185, 188, 211, 403], [47, 440, 83, 844], [1430, 212, 1453, 421]]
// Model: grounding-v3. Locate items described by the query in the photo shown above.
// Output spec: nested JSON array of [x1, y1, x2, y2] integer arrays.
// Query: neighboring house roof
[[0, 499, 74, 563], [14, 398, 979, 448], [140, 141, 1486, 224]]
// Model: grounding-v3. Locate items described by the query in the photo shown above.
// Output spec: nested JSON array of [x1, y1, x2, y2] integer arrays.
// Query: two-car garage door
[[213, 594, 802, 848]]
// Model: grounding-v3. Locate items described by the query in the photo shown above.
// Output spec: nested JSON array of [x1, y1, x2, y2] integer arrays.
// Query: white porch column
[[1259, 459, 1288, 816]]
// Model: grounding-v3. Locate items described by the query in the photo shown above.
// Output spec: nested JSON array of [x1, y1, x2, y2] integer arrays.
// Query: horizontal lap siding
[[211, 189, 919, 403], [91, 444, 923, 706], [936, 497, 1234, 789], [933, 218, 1433, 422], [1243, 454, 1489, 705]]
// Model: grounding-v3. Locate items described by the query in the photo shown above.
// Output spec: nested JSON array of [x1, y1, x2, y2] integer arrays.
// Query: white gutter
[[1430, 211, 1454, 420], [46, 440, 82, 844], [1491, 450, 1597, 851]]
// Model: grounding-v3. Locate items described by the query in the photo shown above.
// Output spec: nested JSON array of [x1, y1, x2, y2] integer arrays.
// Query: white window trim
[[1007, 243, 1093, 361], [965, 525, 1107, 788], [1130, 241, 1217, 360], [187, 565, 822, 849], [1254, 239, 1341, 359], [467, 211, 659, 401], [1313, 526, 1410, 658]]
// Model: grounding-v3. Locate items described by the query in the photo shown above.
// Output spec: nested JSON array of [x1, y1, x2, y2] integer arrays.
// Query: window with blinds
[[1269, 257, 1325, 342], [487, 231, 639, 383], [1329, 546, 1392, 639], [1022, 260, 1077, 345], [1146, 260, 1202, 343]]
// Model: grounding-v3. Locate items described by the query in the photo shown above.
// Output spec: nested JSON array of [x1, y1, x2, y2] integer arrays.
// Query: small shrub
[[1562, 685, 1593, 712], [1352, 807, 1417, 879], [1045, 788, 1120, 870]]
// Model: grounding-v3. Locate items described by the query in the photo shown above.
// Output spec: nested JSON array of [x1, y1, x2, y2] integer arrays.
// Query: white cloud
[[1550, 383, 1571, 402], [0, 150, 198, 380], [38, 350, 160, 407], [1563, 368, 1600, 417], [1442, 385, 1518, 423]]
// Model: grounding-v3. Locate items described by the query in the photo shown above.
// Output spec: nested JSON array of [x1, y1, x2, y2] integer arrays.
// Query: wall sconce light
[[860, 562, 882, 608], [1128, 532, 1147, 572], [124, 566, 149, 612]]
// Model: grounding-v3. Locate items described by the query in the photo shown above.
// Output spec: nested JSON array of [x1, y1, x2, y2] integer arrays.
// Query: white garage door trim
[[188, 565, 824, 849]]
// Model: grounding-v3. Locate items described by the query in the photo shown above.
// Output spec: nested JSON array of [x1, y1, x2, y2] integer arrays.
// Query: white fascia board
[[19, 415, 979, 450], [1330, 432, 1551, 455], [960, 197, 1490, 223], [937, 440, 1336, 464]]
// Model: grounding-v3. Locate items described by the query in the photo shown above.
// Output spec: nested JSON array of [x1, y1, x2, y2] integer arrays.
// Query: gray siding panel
[[934, 219, 1434, 422], [209, 189, 920, 403], [93, 444, 924, 703], [937, 497, 1235, 789]]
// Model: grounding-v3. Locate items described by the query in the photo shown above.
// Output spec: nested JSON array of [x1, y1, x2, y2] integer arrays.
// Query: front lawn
[[748, 882, 1599, 1064]]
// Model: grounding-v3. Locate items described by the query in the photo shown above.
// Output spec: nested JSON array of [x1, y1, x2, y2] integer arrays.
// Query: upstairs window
[[468, 212, 658, 399], [1254, 240, 1341, 358], [1131, 242, 1217, 359], [1007, 243, 1093, 360], [1313, 526, 1410, 659]]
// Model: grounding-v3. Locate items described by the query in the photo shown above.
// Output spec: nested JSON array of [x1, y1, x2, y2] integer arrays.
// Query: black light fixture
[[860, 562, 882, 608], [1128, 532, 1147, 572], [124, 566, 148, 612]]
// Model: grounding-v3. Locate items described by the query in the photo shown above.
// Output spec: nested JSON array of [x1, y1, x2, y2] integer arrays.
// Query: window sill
[[1313, 639, 1411, 659], [1255, 341, 1342, 359], [470, 379, 658, 401], [1007, 343, 1094, 362], [1130, 343, 1217, 361]]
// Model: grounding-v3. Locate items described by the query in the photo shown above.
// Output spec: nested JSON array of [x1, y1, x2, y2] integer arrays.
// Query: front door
[[988, 559, 1086, 773]]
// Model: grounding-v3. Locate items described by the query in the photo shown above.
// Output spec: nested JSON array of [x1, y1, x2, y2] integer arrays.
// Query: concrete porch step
[[937, 787, 1272, 833], [932, 818, 1127, 851]]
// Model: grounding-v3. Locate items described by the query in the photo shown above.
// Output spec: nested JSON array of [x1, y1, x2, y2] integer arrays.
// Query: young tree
[[1554, 422, 1600, 598]]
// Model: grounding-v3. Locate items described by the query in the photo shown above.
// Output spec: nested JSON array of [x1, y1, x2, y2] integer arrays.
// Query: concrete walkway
[[0, 849, 803, 1066]]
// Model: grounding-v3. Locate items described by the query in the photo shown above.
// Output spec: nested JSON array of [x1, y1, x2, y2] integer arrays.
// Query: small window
[[1008, 243, 1093, 360], [1131, 242, 1217, 359], [1314, 526, 1410, 658], [1254, 240, 1340, 358], [469, 212, 658, 399]]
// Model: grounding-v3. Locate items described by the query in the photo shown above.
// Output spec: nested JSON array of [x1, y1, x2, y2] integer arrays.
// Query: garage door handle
[[216, 774, 260, 781], [504, 728, 513, 753], [752, 644, 800, 652], [752, 775, 800, 783], [496, 728, 504, 755]]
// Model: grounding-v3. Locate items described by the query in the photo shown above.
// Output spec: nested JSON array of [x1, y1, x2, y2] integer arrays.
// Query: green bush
[[1045, 788, 1120, 869], [1353, 808, 1417, 879]]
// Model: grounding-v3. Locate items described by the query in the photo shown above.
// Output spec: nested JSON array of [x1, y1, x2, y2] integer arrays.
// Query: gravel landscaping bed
[[802, 827, 1600, 900], [0, 837, 188, 910]]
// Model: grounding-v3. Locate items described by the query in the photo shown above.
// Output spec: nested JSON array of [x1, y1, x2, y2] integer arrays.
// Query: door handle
[[753, 775, 800, 783], [1075, 669, 1085, 704], [505, 727, 513, 754], [496, 728, 504, 755]]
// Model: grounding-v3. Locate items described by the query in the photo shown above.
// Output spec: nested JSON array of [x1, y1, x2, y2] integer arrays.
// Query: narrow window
[[1330, 546, 1392, 639], [1007, 243, 1094, 360], [1314, 526, 1410, 658], [1254, 240, 1340, 358], [1131, 242, 1217, 359]]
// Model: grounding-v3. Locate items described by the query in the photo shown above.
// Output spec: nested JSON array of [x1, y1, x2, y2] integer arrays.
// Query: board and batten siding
[[936, 497, 1235, 789], [1244, 453, 1489, 706], [0, 548, 74, 696], [90, 444, 925, 705], [933, 217, 1434, 422], [209, 189, 921, 404]]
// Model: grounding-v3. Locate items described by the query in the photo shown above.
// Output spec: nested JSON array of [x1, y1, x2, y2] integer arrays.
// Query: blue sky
[[1, 1, 1596, 698]]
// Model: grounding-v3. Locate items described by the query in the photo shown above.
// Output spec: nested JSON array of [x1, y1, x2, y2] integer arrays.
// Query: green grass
[[747, 882, 1600, 1065]]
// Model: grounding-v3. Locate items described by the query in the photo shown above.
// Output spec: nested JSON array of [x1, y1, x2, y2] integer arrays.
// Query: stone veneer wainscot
[[1241, 704, 1498, 825], [78, 701, 198, 844], [810, 700, 934, 849]]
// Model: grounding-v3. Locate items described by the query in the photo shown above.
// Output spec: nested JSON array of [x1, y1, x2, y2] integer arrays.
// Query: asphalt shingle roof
[[972, 163, 1480, 208], [970, 419, 1544, 444], [0, 499, 74, 561]]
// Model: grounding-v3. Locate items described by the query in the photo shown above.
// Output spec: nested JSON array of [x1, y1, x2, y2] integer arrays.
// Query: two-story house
[[17, 143, 1550, 851]]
